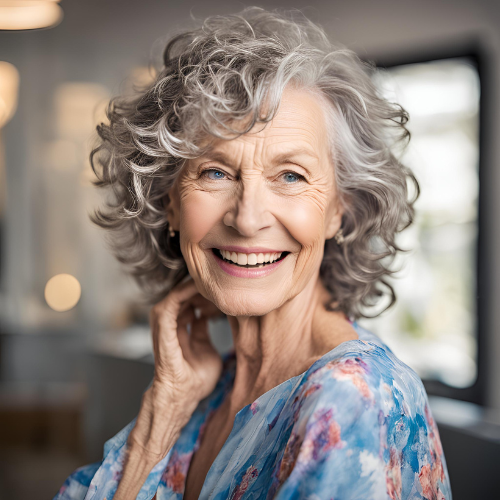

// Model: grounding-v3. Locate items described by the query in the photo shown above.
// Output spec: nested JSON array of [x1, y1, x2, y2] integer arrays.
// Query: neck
[[224, 275, 356, 416]]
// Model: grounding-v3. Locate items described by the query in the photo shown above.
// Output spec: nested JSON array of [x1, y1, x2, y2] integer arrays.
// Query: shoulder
[[303, 324, 429, 414], [274, 326, 452, 500], [297, 328, 437, 453], [282, 335, 423, 467]]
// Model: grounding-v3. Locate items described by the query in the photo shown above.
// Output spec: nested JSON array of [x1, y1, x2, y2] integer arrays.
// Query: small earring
[[334, 227, 344, 245], [169, 226, 175, 238]]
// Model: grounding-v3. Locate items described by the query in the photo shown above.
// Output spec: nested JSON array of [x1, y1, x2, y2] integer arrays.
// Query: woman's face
[[167, 86, 343, 316]]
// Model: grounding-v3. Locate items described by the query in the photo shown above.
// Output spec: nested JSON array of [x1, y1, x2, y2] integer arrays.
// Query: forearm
[[113, 436, 179, 500], [114, 385, 196, 500]]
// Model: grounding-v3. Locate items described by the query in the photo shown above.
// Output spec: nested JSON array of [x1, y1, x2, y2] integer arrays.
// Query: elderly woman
[[55, 7, 451, 500]]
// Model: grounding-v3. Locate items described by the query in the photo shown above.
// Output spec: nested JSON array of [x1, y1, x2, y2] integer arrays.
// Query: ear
[[163, 177, 181, 231], [325, 198, 344, 241]]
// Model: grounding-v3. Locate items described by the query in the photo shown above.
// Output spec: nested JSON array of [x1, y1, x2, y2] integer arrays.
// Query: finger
[[190, 314, 212, 346], [188, 294, 221, 311], [201, 303, 225, 319], [162, 286, 216, 320], [174, 295, 223, 326], [188, 296, 223, 319], [150, 280, 201, 374], [177, 307, 195, 356], [151, 279, 199, 347], [178, 305, 195, 328], [155, 305, 195, 377]]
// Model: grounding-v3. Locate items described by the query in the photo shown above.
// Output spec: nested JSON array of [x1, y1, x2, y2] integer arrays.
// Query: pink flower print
[[385, 447, 402, 500], [289, 383, 323, 425], [230, 465, 259, 500], [423, 402, 446, 495], [424, 404, 444, 457], [419, 464, 433, 499], [291, 385, 318, 425], [298, 408, 343, 464], [112, 468, 123, 483], [161, 449, 192, 493], [278, 431, 302, 483], [303, 383, 322, 399], [327, 357, 372, 399], [250, 400, 259, 414], [418, 451, 445, 499]]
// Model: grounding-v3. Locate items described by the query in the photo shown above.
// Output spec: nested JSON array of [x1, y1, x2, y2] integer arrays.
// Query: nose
[[223, 178, 273, 236]]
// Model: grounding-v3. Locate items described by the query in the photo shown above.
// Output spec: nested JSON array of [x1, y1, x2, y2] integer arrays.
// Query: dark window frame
[[369, 40, 492, 406]]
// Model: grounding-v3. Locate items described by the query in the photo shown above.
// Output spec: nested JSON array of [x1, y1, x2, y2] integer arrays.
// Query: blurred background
[[0, 1, 499, 498]]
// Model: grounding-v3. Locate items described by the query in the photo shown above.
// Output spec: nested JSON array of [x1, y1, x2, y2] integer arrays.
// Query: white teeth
[[248, 253, 257, 265], [219, 250, 283, 265]]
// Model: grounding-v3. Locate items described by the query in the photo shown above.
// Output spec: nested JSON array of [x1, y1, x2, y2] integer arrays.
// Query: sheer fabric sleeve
[[52, 418, 137, 500], [270, 346, 452, 500], [53, 462, 102, 500]]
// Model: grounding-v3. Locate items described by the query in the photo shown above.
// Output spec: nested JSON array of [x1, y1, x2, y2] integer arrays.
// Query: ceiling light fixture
[[0, 0, 63, 31]]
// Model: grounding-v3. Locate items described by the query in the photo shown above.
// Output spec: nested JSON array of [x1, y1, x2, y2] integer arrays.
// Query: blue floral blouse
[[54, 321, 452, 500]]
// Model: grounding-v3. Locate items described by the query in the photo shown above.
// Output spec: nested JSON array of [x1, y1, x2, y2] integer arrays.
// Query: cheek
[[280, 198, 326, 250], [180, 191, 224, 243]]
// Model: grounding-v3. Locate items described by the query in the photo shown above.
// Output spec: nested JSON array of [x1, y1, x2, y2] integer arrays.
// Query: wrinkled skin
[[166, 86, 358, 416], [115, 85, 359, 500]]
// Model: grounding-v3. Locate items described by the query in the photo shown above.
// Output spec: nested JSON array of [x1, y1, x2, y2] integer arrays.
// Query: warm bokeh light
[[0, 61, 19, 128], [54, 82, 109, 139], [44, 273, 81, 312], [0, 0, 63, 31], [127, 66, 157, 90]]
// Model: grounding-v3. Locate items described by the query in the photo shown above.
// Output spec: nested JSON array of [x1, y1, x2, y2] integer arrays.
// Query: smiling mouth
[[212, 248, 290, 268]]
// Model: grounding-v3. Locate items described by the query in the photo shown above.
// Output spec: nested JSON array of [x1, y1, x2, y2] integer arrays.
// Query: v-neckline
[[163, 320, 363, 499], [222, 319, 362, 421]]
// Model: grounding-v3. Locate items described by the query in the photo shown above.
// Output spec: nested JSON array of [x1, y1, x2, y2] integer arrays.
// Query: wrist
[[124, 444, 157, 477], [113, 446, 157, 500], [150, 378, 202, 421], [128, 420, 182, 461], [114, 425, 182, 500], [129, 385, 192, 455]]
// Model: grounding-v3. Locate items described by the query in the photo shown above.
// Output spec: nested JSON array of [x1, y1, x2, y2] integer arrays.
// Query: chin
[[211, 292, 282, 317]]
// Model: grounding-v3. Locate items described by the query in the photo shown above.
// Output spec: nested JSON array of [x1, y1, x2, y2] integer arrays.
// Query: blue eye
[[204, 169, 226, 180], [283, 172, 303, 183]]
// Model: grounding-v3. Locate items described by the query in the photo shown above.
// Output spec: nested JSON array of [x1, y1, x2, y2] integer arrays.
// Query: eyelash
[[201, 168, 306, 183]]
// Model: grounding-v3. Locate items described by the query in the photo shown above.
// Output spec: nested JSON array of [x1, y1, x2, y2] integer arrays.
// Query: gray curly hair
[[90, 6, 419, 321]]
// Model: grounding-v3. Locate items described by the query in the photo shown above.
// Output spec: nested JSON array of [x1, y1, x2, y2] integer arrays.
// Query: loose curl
[[89, 6, 419, 320]]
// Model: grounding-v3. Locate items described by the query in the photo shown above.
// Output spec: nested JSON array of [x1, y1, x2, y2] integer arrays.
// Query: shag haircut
[[90, 6, 419, 320]]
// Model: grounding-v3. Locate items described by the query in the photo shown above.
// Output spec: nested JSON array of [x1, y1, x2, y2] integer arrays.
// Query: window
[[359, 49, 486, 404]]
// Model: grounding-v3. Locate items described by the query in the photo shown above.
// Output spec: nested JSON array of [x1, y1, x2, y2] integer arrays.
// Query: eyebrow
[[271, 148, 319, 168], [200, 147, 319, 174]]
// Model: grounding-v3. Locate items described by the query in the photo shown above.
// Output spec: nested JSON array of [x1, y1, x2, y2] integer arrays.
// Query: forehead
[[202, 87, 331, 161]]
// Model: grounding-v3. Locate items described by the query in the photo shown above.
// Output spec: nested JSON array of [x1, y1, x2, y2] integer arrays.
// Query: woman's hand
[[114, 277, 224, 499], [150, 277, 225, 405]]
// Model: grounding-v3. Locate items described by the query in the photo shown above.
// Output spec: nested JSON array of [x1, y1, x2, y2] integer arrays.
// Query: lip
[[210, 248, 288, 278], [214, 245, 287, 254]]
